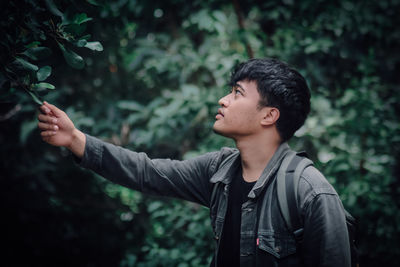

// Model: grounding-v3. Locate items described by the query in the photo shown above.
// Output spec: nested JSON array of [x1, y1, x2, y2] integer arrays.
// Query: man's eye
[[234, 88, 242, 95]]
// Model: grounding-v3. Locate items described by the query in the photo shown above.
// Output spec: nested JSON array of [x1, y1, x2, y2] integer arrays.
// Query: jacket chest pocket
[[210, 183, 228, 241], [212, 216, 224, 241], [257, 232, 297, 259]]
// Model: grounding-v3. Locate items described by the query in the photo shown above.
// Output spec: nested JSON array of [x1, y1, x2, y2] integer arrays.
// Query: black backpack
[[276, 151, 359, 267]]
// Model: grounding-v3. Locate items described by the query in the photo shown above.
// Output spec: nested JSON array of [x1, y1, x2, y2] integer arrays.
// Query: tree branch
[[0, 104, 21, 121], [232, 0, 254, 58]]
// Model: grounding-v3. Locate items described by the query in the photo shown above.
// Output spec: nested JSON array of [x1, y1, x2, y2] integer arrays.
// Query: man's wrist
[[67, 128, 86, 158]]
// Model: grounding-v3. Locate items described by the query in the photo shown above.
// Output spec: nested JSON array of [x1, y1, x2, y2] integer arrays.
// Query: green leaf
[[27, 90, 43, 105], [45, 0, 64, 18], [80, 34, 91, 40], [76, 39, 87, 47], [58, 43, 85, 69], [64, 23, 86, 36], [12, 58, 39, 71], [22, 47, 52, 60], [34, 82, 55, 90], [117, 100, 144, 111], [87, 0, 100, 6], [73, 13, 93, 25], [25, 41, 41, 48], [37, 66, 52, 81], [84, 41, 103, 51]]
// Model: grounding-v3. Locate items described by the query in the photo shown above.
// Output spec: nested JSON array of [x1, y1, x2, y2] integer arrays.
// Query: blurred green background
[[1, 0, 399, 266]]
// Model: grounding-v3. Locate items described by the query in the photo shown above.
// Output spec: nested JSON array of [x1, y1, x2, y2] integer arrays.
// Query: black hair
[[229, 58, 311, 142]]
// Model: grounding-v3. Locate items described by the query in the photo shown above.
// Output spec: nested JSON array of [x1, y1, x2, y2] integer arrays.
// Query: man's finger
[[38, 114, 58, 124], [39, 104, 52, 115], [41, 131, 57, 137], [43, 101, 64, 118], [38, 122, 59, 131]]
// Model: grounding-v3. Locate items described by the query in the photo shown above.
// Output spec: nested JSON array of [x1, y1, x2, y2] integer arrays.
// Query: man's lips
[[215, 108, 224, 119]]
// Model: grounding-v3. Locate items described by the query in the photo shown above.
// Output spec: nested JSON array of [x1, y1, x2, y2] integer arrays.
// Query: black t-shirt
[[217, 166, 256, 267]]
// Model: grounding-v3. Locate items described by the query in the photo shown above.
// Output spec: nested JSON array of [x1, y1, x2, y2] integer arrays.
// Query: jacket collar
[[210, 142, 291, 198], [210, 150, 240, 184], [249, 142, 290, 198]]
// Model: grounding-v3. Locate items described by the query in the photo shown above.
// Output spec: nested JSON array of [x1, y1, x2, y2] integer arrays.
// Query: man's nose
[[218, 94, 229, 107]]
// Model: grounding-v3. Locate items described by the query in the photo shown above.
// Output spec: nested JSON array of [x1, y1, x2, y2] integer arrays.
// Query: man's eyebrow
[[234, 83, 246, 92]]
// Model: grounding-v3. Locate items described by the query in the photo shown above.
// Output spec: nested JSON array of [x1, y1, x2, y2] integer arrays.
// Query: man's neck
[[235, 134, 281, 182]]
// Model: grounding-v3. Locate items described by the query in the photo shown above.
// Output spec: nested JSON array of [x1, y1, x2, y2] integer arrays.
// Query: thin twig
[[0, 104, 22, 121], [232, 0, 254, 58]]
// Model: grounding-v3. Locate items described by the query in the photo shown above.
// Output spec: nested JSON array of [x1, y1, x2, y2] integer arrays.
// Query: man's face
[[213, 80, 266, 139]]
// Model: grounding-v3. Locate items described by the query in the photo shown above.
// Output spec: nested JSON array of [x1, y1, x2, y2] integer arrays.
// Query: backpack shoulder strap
[[277, 150, 313, 241], [276, 151, 296, 231]]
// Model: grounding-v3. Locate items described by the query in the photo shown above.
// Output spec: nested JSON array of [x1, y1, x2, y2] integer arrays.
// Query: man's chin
[[212, 124, 230, 138]]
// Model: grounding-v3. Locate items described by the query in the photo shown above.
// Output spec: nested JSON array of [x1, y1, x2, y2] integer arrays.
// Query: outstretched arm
[[37, 101, 232, 206], [37, 101, 86, 158]]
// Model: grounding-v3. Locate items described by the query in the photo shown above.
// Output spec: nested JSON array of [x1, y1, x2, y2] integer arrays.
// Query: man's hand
[[38, 101, 86, 158]]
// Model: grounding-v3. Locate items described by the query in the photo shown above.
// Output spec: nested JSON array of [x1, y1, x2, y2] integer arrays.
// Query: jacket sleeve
[[299, 167, 351, 267], [78, 134, 227, 207]]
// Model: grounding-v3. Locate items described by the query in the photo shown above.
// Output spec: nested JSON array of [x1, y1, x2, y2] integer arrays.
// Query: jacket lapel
[[248, 142, 291, 199], [209, 142, 291, 198], [210, 150, 240, 184]]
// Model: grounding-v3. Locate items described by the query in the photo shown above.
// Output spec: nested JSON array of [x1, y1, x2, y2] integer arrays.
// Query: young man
[[37, 58, 351, 266]]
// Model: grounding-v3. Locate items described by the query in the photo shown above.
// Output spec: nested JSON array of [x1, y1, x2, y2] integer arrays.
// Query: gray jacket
[[79, 134, 351, 267]]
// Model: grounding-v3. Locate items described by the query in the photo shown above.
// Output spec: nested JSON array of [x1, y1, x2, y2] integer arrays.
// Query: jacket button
[[275, 246, 281, 253], [215, 235, 219, 240]]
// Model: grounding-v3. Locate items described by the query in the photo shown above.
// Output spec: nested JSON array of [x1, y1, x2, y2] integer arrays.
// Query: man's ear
[[260, 107, 280, 126]]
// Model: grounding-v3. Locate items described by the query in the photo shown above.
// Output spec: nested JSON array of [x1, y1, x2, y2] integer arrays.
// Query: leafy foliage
[[1, 0, 399, 266], [0, 0, 103, 105]]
